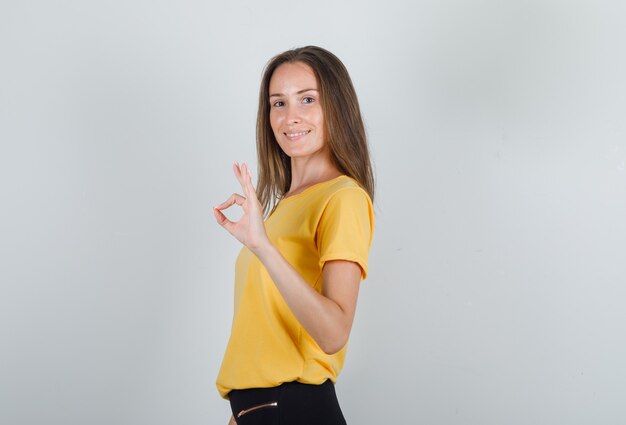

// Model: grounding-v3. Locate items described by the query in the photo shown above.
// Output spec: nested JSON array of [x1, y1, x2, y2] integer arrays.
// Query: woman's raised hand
[[213, 162, 269, 253]]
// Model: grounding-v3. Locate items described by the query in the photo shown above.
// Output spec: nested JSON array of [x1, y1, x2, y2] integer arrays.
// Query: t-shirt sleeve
[[316, 187, 374, 279]]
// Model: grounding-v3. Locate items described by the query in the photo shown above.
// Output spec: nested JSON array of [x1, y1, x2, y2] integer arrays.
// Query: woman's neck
[[286, 155, 341, 198]]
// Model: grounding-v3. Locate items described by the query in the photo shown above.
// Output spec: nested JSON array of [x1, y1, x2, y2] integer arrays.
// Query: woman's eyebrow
[[269, 88, 318, 98]]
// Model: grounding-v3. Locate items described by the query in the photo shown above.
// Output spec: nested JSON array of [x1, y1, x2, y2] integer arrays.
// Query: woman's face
[[268, 62, 325, 160]]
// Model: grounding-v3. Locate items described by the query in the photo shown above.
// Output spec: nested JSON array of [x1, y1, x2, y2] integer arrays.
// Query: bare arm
[[213, 163, 361, 354], [256, 245, 361, 354]]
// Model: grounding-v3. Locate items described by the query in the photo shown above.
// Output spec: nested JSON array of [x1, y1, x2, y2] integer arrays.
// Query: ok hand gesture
[[213, 162, 269, 253]]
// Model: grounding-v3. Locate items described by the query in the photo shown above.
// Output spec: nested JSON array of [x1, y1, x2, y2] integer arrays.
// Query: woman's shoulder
[[323, 175, 371, 202], [312, 176, 373, 220], [328, 175, 360, 189]]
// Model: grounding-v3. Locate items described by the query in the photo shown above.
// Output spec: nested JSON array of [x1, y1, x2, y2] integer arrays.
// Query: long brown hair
[[256, 46, 375, 215]]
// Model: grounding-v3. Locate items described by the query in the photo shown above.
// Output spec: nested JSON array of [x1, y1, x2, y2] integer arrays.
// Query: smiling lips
[[284, 130, 311, 139]]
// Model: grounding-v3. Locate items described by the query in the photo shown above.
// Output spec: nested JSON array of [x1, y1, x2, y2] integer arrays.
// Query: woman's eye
[[302, 97, 315, 104], [272, 100, 285, 107]]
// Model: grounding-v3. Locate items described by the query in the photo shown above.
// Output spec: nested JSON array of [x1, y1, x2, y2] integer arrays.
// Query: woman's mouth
[[284, 130, 311, 138]]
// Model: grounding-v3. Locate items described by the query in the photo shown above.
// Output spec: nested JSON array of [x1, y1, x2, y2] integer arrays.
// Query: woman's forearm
[[253, 243, 355, 355]]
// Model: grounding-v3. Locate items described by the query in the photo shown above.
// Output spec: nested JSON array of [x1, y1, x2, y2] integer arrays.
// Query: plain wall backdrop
[[1, 0, 625, 424]]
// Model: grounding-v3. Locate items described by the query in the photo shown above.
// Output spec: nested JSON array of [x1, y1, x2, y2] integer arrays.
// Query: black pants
[[229, 380, 346, 425]]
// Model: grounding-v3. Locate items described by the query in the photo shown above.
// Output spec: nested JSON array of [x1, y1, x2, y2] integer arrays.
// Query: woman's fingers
[[241, 163, 252, 197], [239, 163, 261, 210], [215, 162, 267, 248], [214, 193, 246, 211], [213, 207, 235, 233], [213, 207, 229, 226], [233, 162, 248, 196], [213, 207, 239, 236], [233, 162, 257, 199], [243, 163, 254, 191]]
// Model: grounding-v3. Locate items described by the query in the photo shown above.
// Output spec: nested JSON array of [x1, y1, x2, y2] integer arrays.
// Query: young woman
[[213, 46, 375, 425]]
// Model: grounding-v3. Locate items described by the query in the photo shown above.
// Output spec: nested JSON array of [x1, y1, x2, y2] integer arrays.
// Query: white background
[[1, 1, 625, 424]]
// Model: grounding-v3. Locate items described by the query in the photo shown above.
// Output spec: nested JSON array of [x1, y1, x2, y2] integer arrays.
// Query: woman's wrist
[[250, 238, 279, 263]]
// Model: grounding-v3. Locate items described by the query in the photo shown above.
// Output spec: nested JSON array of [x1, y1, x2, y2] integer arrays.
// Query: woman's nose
[[286, 105, 301, 124]]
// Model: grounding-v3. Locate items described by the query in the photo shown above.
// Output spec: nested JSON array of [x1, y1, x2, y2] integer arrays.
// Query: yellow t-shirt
[[216, 175, 374, 399]]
